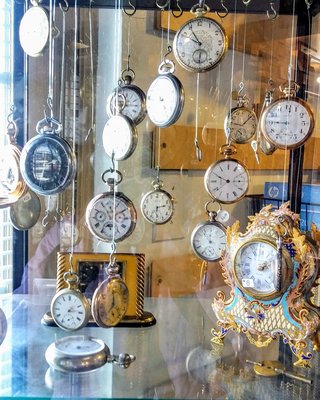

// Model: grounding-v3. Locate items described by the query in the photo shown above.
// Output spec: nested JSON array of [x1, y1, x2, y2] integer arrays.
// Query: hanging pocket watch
[[106, 68, 147, 126], [204, 144, 249, 204], [191, 201, 227, 262], [140, 177, 174, 225], [102, 114, 138, 161], [50, 270, 91, 331], [85, 169, 137, 242], [260, 83, 314, 150], [146, 57, 184, 128], [91, 258, 129, 328], [225, 84, 258, 144], [172, 3, 227, 73]]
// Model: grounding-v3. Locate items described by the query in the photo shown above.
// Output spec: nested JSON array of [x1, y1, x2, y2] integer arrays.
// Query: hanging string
[[85, 0, 95, 141], [194, 73, 202, 161], [59, 0, 67, 124], [304, 0, 312, 101], [269, 14, 275, 82], [241, 4, 248, 84], [47, 0, 55, 118]]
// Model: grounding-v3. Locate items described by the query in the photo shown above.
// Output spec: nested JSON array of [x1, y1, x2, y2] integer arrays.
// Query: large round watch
[[233, 237, 293, 300], [204, 145, 249, 204], [45, 335, 135, 373], [191, 201, 227, 262], [173, 4, 227, 73], [20, 117, 76, 196], [225, 106, 258, 144], [146, 59, 184, 128], [260, 85, 314, 150], [102, 115, 138, 161]]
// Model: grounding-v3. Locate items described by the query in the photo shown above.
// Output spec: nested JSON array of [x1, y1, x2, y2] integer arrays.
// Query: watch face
[[191, 221, 226, 261], [86, 192, 137, 242], [0, 308, 7, 346], [20, 133, 76, 196], [102, 115, 137, 161], [92, 276, 129, 327], [261, 98, 314, 149], [233, 240, 292, 299], [146, 73, 184, 127], [204, 158, 249, 204], [106, 85, 147, 125], [19, 5, 49, 57], [51, 289, 90, 331], [141, 188, 174, 224], [173, 16, 227, 72], [225, 107, 258, 144]]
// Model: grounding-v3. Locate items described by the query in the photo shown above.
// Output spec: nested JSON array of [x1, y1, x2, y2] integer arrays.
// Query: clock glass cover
[[141, 188, 174, 225], [225, 107, 258, 144], [191, 221, 226, 261]]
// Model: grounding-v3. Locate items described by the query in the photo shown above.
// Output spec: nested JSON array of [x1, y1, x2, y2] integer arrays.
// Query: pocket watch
[[146, 58, 184, 128], [204, 144, 249, 204], [106, 69, 147, 126], [19, 0, 53, 57], [102, 114, 138, 161], [85, 170, 137, 242], [45, 335, 136, 373], [140, 178, 174, 225], [260, 84, 314, 150], [0, 307, 7, 346], [91, 258, 129, 328], [172, 3, 227, 73], [20, 117, 76, 196], [191, 201, 227, 262], [50, 271, 91, 331]]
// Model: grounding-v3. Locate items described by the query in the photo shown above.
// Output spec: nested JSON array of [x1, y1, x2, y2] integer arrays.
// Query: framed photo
[[56, 252, 145, 319]]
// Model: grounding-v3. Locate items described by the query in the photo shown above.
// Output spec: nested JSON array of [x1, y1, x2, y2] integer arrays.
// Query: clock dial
[[20, 134, 76, 196], [173, 16, 227, 72], [55, 336, 105, 356], [225, 107, 258, 144], [191, 222, 226, 261], [86, 193, 137, 242], [141, 189, 174, 224], [204, 159, 249, 204], [261, 98, 314, 149], [146, 74, 184, 127]]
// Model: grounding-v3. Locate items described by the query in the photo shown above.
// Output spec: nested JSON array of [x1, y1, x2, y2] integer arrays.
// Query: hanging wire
[[241, 4, 248, 84], [194, 73, 202, 161], [85, 0, 95, 141], [59, 0, 67, 125]]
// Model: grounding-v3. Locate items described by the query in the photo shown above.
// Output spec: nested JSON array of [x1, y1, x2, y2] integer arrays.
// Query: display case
[[1, 0, 320, 398]]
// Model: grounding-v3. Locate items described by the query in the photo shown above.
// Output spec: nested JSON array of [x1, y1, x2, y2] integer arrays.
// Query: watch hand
[[212, 172, 228, 182], [241, 115, 253, 126], [190, 28, 202, 46]]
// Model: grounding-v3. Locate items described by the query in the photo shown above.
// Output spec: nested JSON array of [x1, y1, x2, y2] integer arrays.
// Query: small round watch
[[260, 84, 314, 150], [146, 59, 184, 128], [204, 144, 249, 204], [45, 335, 136, 373], [173, 4, 227, 73], [191, 201, 227, 262], [141, 178, 174, 225], [85, 170, 137, 242], [50, 271, 91, 331], [0, 307, 7, 346], [91, 259, 129, 328], [225, 106, 258, 144], [102, 114, 138, 161], [106, 70, 147, 125], [20, 117, 76, 196]]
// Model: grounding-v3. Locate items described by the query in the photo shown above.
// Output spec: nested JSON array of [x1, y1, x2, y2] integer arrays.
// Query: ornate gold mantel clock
[[211, 202, 320, 367]]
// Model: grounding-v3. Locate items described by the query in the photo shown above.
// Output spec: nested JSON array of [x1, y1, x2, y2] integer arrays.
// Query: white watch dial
[[102, 115, 137, 161], [262, 98, 314, 149], [141, 189, 174, 224], [204, 159, 249, 204], [173, 16, 227, 72], [226, 107, 258, 144], [146, 74, 184, 127], [191, 222, 226, 261]]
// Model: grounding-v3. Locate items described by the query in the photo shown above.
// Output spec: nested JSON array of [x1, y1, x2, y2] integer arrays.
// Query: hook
[[42, 209, 50, 227], [59, 0, 69, 12], [242, 0, 252, 5], [267, 2, 277, 20], [123, 0, 136, 16], [305, 0, 313, 9], [238, 81, 245, 95], [54, 207, 64, 222], [194, 137, 202, 162], [163, 45, 172, 62], [171, 0, 183, 17], [156, 0, 170, 11], [216, 0, 228, 18]]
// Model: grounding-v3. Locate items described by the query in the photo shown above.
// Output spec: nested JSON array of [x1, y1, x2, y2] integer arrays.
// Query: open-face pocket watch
[[172, 3, 227, 73], [50, 270, 91, 331], [191, 201, 227, 262], [20, 117, 76, 196], [85, 169, 137, 242], [204, 144, 249, 204], [146, 57, 184, 128], [45, 335, 135, 373], [260, 83, 314, 150]]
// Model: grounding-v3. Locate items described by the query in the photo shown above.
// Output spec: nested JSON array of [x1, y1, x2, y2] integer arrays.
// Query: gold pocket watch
[[191, 201, 227, 262], [50, 270, 91, 331], [204, 144, 249, 204], [172, 2, 227, 73], [91, 258, 129, 328], [260, 83, 314, 150], [85, 169, 137, 242]]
